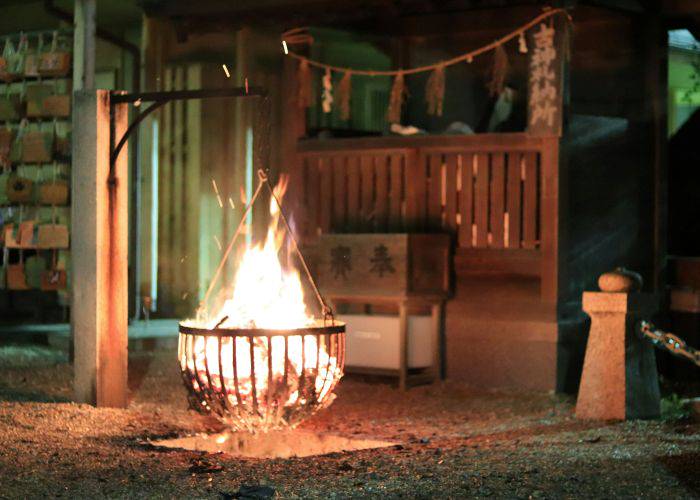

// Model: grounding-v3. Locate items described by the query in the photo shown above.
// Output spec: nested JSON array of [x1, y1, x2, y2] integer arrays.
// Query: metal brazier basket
[[178, 320, 345, 432]]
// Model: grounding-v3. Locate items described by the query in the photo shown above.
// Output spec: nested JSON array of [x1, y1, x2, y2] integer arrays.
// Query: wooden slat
[[389, 153, 403, 231], [522, 152, 538, 249], [474, 153, 489, 248], [306, 156, 320, 239], [489, 153, 505, 248], [506, 152, 522, 249], [172, 66, 185, 315], [295, 154, 307, 239], [406, 150, 426, 230], [331, 156, 346, 232], [184, 65, 202, 313], [374, 155, 389, 232], [346, 156, 360, 232], [458, 153, 474, 248], [319, 157, 333, 234], [360, 155, 374, 231], [428, 154, 442, 230], [444, 154, 458, 232]]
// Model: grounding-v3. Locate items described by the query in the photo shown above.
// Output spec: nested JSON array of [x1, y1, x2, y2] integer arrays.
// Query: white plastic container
[[339, 314, 432, 370]]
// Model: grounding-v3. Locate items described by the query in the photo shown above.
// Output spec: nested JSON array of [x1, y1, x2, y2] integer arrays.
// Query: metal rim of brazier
[[178, 320, 346, 432]]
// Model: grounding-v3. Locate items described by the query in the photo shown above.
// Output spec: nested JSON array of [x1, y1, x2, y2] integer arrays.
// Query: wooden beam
[[72, 90, 129, 407]]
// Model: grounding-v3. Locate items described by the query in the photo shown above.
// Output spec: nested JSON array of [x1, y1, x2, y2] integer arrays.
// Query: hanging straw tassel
[[297, 59, 312, 108], [487, 44, 509, 96], [321, 67, 333, 113], [387, 71, 406, 123], [337, 72, 352, 121], [425, 65, 445, 116]]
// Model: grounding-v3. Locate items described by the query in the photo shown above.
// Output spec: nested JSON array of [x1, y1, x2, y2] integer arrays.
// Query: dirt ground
[[0, 344, 699, 499]]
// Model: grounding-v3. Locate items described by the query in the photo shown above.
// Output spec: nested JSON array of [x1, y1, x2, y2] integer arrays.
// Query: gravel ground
[[0, 344, 699, 499]]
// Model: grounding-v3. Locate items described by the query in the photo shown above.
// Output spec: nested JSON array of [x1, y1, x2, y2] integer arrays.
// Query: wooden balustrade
[[295, 133, 550, 249]]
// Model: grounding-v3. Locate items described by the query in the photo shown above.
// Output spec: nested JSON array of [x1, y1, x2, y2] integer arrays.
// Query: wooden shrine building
[[137, 0, 700, 392]]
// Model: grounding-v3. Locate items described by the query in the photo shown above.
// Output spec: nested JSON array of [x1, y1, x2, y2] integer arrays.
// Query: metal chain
[[639, 321, 700, 368]]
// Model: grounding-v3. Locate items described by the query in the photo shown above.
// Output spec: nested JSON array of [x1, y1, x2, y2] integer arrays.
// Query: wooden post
[[646, 18, 668, 292], [72, 0, 95, 91], [398, 302, 408, 391], [540, 136, 560, 304], [72, 90, 129, 407], [431, 302, 443, 381]]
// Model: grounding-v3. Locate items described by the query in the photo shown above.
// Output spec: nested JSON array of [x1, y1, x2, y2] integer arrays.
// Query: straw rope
[[281, 8, 571, 77]]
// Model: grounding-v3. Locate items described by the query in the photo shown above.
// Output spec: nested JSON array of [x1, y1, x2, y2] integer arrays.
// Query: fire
[[179, 175, 343, 431]]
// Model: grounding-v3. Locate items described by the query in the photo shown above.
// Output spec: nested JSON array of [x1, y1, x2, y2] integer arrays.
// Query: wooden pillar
[[280, 55, 306, 237], [646, 18, 668, 292], [72, 0, 95, 91], [72, 90, 129, 407]]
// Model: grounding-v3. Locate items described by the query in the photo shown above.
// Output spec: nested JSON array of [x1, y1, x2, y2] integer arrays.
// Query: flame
[[206, 175, 311, 330], [181, 175, 342, 430]]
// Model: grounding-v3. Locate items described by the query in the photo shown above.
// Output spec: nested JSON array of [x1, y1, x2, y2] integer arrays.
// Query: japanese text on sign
[[529, 23, 557, 128], [370, 244, 395, 278]]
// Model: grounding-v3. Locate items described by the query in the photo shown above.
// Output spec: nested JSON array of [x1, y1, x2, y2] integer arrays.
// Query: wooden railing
[[295, 134, 553, 248]]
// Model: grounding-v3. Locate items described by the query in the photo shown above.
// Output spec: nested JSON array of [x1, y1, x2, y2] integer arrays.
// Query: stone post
[[576, 292, 660, 420]]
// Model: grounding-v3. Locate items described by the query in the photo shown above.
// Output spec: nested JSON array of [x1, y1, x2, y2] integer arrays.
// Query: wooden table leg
[[399, 301, 408, 391], [431, 302, 443, 382]]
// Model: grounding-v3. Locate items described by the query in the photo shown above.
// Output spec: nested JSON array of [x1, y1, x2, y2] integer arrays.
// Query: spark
[[182, 292, 189, 300], [134, 98, 142, 107], [213, 235, 222, 251], [282, 40, 288, 54], [180, 255, 187, 263], [228, 197, 235, 210], [212, 179, 223, 208], [222, 64, 230, 78]]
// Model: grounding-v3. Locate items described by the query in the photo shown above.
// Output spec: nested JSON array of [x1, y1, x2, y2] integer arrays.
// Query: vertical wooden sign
[[527, 17, 567, 137]]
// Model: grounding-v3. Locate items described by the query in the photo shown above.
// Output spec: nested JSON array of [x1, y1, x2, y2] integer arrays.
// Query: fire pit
[[178, 170, 345, 433]]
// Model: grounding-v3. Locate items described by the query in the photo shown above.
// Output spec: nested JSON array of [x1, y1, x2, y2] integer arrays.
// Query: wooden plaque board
[[527, 16, 568, 137]]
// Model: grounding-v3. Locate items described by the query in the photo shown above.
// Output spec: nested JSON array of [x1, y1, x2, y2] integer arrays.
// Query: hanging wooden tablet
[[7, 174, 33, 203], [7, 251, 29, 290]]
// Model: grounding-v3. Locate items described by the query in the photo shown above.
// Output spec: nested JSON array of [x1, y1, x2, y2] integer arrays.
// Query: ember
[[179, 171, 345, 432]]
